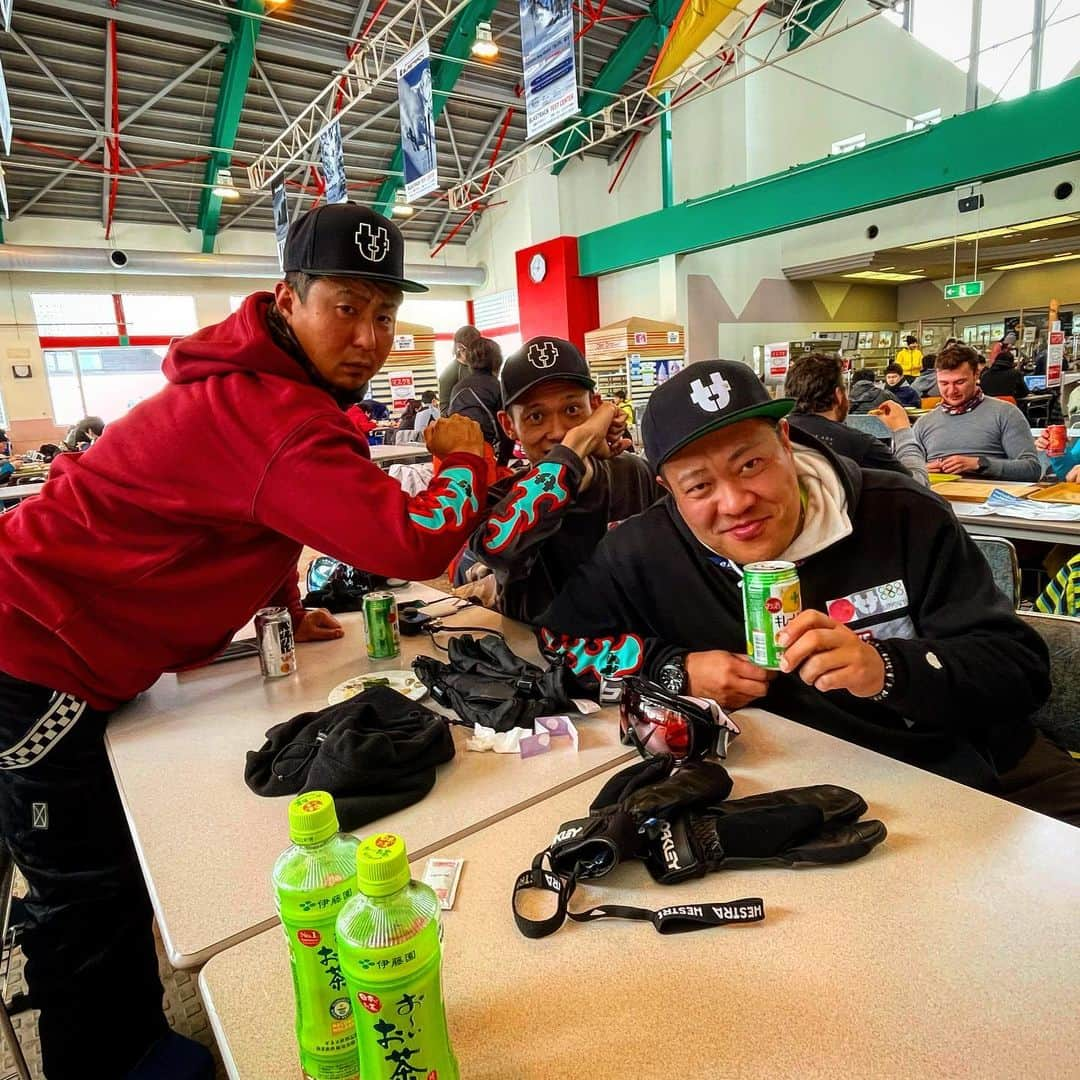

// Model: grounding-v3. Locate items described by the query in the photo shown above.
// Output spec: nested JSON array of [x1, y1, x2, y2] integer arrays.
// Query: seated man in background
[[913, 343, 1042, 479], [784, 352, 926, 485], [464, 336, 658, 623], [62, 415, 105, 451], [413, 389, 440, 432], [911, 353, 939, 399], [979, 348, 1029, 401], [883, 363, 922, 408], [540, 359, 1078, 826], [847, 368, 899, 414]]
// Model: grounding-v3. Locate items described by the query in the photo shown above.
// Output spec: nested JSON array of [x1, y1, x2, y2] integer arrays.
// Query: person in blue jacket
[[1035, 428, 1080, 483]]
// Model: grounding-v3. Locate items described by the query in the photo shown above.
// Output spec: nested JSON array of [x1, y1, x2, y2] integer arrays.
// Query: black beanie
[[244, 685, 455, 831]]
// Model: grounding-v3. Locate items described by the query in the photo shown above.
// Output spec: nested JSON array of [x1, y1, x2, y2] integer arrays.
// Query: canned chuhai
[[742, 561, 801, 670], [362, 591, 401, 660], [255, 606, 296, 678]]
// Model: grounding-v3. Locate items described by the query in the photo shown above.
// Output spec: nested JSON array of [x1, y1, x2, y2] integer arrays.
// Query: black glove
[[547, 755, 733, 880], [641, 784, 886, 885]]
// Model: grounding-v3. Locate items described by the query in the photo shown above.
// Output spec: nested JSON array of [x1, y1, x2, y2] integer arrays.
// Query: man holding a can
[[0, 204, 489, 1079], [539, 359, 1079, 826]]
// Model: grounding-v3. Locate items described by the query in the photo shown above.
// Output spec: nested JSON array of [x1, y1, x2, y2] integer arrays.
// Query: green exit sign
[[944, 280, 984, 299]]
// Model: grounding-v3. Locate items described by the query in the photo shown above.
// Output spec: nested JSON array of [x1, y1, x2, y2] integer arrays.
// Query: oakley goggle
[[619, 677, 741, 764]]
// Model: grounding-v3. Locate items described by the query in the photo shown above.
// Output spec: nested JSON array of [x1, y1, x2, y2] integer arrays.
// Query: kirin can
[[255, 606, 296, 678], [742, 561, 802, 670], [362, 591, 401, 660], [1045, 424, 1068, 457]]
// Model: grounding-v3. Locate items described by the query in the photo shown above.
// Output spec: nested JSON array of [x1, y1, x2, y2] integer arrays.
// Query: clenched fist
[[424, 414, 486, 459]]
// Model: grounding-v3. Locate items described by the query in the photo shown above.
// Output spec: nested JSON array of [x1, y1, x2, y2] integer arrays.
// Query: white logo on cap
[[355, 222, 390, 263], [689, 372, 732, 413], [528, 342, 558, 369]]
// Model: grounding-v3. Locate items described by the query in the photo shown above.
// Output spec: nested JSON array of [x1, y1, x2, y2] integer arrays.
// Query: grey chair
[[972, 535, 1021, 609], [845, 414, 893, 442], [1020, 611, 1080, 755]]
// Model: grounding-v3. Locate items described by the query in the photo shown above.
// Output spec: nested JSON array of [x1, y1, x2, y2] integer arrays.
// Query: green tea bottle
[[336, 833, 459, 1080], [272, 791, 361, 1080]]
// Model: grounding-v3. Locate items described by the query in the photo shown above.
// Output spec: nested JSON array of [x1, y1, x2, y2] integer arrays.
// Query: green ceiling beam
[[788, 0, 844, 52], [577, 77, 1080, 277], [372, 0, 500, 217], [198, 0, 263, 254], [550, 0, 682, 176]]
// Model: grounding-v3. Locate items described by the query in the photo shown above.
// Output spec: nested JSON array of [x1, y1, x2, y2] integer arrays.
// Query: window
[[121, 294, 198, 337], [229, 296, 246, 313], [43, 346, 168, 425], [1041, 0, 1080, 88], [31, 293, 115, 337], [912, 0, 974, 69], [906, 108, 942, 131], [831, 133, 866, 156], [882, 2, 907, 30]]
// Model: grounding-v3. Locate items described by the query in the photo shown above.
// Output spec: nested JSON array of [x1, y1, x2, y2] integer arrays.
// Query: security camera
[[108, 249, 129, 269]]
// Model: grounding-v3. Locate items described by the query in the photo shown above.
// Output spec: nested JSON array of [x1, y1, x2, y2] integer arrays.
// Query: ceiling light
[[391, 190, 414, 219], [844, 270, 926, 282], [991, 252, 1080, 271], [1027, 237, 1049, 243], [1011, 215, 1077, 231], [903, 214, 1078, 251], [471, 22, 498, 61], [212, 167, 240, 200]]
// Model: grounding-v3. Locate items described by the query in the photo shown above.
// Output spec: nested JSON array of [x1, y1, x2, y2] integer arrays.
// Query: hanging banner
[[397, 41, 437, 202], [1046, 330, 1064, 389], [0, 58, 11, 156], [1, 1, 11, 33], [271, 173, 289, 272], [519, 0, 578, 139], [0, 165, 8, 220], [319, 120, 348, 204], [389, 370, 416, 410]]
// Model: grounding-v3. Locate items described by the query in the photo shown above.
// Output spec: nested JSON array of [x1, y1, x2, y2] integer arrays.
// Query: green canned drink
[[362, 591, 400, 660], [742, 561, 801, 670]]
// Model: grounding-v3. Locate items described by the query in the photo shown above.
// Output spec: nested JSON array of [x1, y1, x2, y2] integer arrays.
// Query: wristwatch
[[657, 653, 689, 695]]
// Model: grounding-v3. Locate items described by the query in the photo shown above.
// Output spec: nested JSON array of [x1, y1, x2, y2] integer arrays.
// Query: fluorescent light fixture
[[991, 252, 1080, 271], [904, 214, 1078, 251], [471, 21, 498, 60], [391, 190, 414, 219], [212, 168, 240, 200], [844, 270, 925, 282]]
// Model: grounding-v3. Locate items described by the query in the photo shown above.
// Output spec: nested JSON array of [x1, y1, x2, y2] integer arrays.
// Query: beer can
[[255, 606, 296, 678], [362, 591, 401, 660], [1045, 424, 1067, 457], [742, 561, 802, 670]]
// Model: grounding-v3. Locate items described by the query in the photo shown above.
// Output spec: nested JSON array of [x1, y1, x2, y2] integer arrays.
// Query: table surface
[[200, 708, 1080, 1080], [0, 481, 45, 500], [369, 444, 432, 466], [106, 589, 630, 968]]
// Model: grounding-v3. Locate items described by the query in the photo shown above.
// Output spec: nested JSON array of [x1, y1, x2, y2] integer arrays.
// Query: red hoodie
[[0, 294, 486, 710]]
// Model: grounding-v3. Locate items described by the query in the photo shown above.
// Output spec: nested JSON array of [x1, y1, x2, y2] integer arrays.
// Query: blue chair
[[845, 414, 893, 443], [972, 535, 1021, 609]]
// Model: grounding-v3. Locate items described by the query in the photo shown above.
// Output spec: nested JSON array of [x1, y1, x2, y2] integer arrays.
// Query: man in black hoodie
[[465, 336, 659, 622], [979, 348, 1029, 401], [540, 359, 1079, 825]]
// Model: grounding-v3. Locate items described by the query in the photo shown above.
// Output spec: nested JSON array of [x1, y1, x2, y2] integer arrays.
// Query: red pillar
[[515, 236, 599, 350]]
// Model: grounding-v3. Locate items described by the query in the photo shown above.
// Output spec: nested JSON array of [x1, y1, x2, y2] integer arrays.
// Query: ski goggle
[[619, 678, 740, 764]]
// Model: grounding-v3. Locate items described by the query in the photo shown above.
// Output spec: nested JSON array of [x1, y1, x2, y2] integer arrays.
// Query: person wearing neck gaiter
[[539, 359, 1079, 827], [912, 342, 1042, 480]]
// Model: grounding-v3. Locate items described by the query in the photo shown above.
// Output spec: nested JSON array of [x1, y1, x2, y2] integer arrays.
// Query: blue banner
[[0, 58, 11, 156], [397, 41, 437, 202], [318, 119, 348, 204], [271, 172, 288, 271], [519, 0, 578, 139]]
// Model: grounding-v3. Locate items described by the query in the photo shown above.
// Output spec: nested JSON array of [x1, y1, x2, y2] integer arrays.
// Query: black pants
[[0, 670, 166, 1078]]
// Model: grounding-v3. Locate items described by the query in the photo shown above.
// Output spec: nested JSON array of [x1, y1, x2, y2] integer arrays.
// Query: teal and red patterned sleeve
[[466, 444, 586, 578], [253, 414, 488, 582]]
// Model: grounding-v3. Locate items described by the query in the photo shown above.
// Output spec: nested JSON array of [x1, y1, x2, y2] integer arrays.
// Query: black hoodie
[[539, 429, 1049, 785], [980, 354, 1029, 400]]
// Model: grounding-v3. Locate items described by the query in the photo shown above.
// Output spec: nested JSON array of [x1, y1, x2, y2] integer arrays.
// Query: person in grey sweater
[[912, 343, 1042, 481], [911, 353, 939, 398]]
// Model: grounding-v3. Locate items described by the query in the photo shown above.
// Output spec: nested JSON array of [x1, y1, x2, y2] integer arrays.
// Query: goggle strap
[[513, 851, 765, 938]]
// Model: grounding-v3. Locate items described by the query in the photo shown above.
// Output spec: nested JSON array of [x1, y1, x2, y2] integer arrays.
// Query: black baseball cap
[[282, 203, 427, 293], [501, 336, 595, 407], [642, 359, 794, 470]]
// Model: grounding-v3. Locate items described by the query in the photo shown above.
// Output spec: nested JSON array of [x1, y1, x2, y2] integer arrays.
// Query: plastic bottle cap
[[356, 833, 410, 896], [287, 791, 340, 846]]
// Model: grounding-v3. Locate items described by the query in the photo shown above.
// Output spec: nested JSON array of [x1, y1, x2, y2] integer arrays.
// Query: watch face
[[659, 665, 685, 694], [529, 252, 547, 283]]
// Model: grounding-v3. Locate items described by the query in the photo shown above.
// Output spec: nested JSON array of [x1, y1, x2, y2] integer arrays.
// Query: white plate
[[327, 670, 428, 705]]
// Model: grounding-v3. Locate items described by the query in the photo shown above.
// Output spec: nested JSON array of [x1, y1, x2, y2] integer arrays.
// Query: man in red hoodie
[[0, 203, 487, 1079]]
